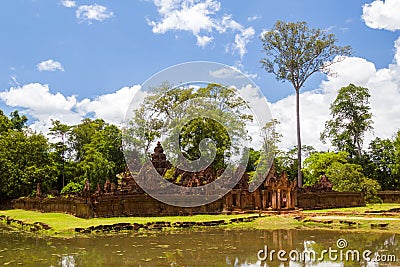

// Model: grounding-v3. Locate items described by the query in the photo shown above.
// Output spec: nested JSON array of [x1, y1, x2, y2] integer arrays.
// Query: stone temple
[[12, 142, 365, 218]]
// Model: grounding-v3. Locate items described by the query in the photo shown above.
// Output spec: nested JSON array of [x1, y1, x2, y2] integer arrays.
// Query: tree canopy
[[321, 83, 373, 158], [127, 83, 253, 172]]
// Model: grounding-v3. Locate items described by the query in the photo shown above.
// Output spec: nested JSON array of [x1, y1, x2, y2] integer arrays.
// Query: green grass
[[251, 215, 302, 230], [302, 203, 400, 213], [0, 209, 257, 235], [2, 204, 400, 237]]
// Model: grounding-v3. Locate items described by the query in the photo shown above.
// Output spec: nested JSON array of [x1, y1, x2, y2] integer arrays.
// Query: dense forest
[[0, 111, 125, 200]]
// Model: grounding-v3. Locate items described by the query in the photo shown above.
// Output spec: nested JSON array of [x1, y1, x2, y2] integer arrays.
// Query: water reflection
[[0, 225, 397, 267]]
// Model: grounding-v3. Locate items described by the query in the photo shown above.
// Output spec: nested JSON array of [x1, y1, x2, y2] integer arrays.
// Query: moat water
[[0, 225, 398, 266]]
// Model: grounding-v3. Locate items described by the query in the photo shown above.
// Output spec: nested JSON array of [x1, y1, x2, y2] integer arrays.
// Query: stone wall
[[297, 192, 365, 210], [12, 197, 94, 218], [377, 191, 400, 203], [0, 198, 12, 210], [12, 190, 368, 217], [92, 194, 223, 217], [12, 194, 224, 218]]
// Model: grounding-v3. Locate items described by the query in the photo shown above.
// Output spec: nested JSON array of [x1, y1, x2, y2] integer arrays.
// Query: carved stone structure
[[118, 166, 143, 193], [225, 163, 297, 211], [172, 166, 217, 187], [36, 183, 42, 198], [12, 142, 366, 218], [301, 174, 333, 193], [103, 179, 111, 194], [151, 141, 171, 175], [82, 179, 90, 197]]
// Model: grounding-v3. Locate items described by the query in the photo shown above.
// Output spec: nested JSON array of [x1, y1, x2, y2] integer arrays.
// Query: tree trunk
[[355, 134, 362, 158], [296, 89, 302, 188]]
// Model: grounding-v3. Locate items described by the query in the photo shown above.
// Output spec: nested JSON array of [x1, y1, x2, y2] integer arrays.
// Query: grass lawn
[[0, 209, 258, 236], [302, 203, 400, 213], [2, 204, 400, 237]]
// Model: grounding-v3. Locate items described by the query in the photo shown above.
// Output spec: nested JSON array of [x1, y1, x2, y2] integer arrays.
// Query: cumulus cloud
[[196, 35, 213, 47], [37, 59, 64, 72], [0, 83, 141, 134], [362, 0, 400, 31], [148, 0, 255, 56], [271, 37, 400, 151], [76, 4, 114, 23], [78, 86, 141, 125], [60, 0, 76, 8]]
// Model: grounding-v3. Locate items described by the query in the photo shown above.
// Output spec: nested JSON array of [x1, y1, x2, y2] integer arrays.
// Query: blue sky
[[1, 0, 400, 150]]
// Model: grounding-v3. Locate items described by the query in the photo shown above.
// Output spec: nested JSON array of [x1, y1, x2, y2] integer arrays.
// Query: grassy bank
[[1, 204, 400, 237], [0, 210, 260, 237], [302, 203, 400, 214]]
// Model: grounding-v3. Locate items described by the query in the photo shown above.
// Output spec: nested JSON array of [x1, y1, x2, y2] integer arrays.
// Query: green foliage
[[249, 119, 282, 180], [0, 110, 13, 133], [303, 151, 348, 186], [58, 118, 125, 190], [275, 145, 316, 181], [392, 130, 400, 177], [260, 21, 352, 90], [0, 110, 27, 133], [0, 109, 128, 197], [321, 84, 373, 158], [0, 129, 57, 198], [302, 150, 381, 202], [49, 120, 72, 189], [163, 167, 175, 180], [10, 110, 28, 131], [246, 148, 260, 172], [60, 181, 84, 195], [127, 83, 252, 172], [179, 117, 231, 171], [326, 162, 381, 203], [366, 137, 400, 190], [70, 118, 107, 162], [78, 145, 115, 189]]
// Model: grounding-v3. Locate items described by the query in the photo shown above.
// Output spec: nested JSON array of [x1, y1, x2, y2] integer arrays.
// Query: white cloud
[[78, 85, 141, 125], [148, 0, 255, 57], [395, 37, 400, 64], [247, 15, 261, 22], [76, 4, 114, 23], [209, 65, 257, 80], [270, 38, 400, 151], [60, 0, 76, 8], [37, 59, 64, 72], [196, 35, 213, 47], [362, 0, 400, 31], [209, 67, 241, 79], [0, 83, 141, 134], [232, 27, 255, 59], [0, 83, 77, 115], [9, 75, 20, 86]]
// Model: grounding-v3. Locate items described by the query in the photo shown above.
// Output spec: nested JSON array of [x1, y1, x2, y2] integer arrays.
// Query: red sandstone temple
[[12, 142, 365, 218]]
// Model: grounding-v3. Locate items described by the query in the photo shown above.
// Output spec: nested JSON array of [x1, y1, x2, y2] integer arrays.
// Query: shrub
[[60, 181, 83, 195]]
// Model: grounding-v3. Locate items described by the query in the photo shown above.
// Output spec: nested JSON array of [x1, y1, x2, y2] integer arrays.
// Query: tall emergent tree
[[260, 20, 352, 187], [49, 120, 71, 188], [321, 83, 373, 158]]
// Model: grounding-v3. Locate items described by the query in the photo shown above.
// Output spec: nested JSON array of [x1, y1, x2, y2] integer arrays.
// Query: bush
[[326, 162, 381, 203], [60, 181, 83, 195]]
